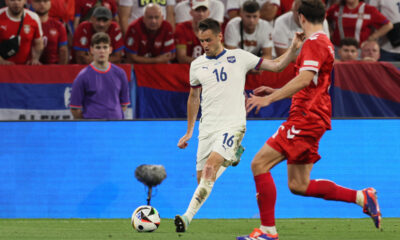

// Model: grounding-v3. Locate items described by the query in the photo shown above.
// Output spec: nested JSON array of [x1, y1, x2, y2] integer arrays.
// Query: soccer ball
[[131, 205, 161, 232]]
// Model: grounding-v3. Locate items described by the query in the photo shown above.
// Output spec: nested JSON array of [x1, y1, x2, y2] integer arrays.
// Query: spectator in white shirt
[[226, 0, 280, 21], [175, 0, 224, 24]]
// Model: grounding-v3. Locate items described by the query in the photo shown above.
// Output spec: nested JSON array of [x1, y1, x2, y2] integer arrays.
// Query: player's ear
[[217, 32, 223, 42], [108, 45, 113, 54]]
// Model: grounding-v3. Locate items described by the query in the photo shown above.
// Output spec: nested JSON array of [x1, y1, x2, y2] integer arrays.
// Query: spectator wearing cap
[[226, 0, 280, 22], [175, 0, 210, 63], [175, 0, 224, 25], [273, 0, 330, 57], [124, 3, 175, 64], [73, 6, 124, 64], [119, 0, 176, 35], [73, 0, 118, 31], [31, 0, 68, 64], [361, 39, 380, 62], [224, 0, 273, 59], [337, 37, 359, 62]]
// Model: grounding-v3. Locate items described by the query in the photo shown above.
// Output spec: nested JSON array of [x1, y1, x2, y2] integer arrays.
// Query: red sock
[[305, 179, 357, 203], [254, 172, 276, 226]]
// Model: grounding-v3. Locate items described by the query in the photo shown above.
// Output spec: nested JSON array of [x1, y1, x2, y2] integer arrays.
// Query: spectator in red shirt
[[175, 0, 210, 63], [326, 0, 393, 47], [31, 0, 68, 64], [73, 0, 117, 31], [73, 6, 124, 64], [124, 3, 175, 64], [0, 0, 43, 65]]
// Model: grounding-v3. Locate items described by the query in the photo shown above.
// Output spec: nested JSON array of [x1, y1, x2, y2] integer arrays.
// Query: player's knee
[[202, 164, 215, 180], [288, 180, 307, 195], [251, 152, 271, 175]]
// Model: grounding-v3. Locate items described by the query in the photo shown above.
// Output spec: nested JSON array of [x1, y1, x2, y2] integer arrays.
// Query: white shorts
[[196, 126, 246, 171]]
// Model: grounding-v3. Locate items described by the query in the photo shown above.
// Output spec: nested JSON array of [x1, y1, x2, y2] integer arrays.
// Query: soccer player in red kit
[[32, 0, 68, 64], [238, 1, 381, 240]]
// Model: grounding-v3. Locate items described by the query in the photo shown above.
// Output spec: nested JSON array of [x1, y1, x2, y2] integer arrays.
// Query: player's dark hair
[[91, 32, 111, 46], [297, 0, 326, 24], [339, 37, 359, 48], [198, 18, 221, 35], [242, 0, 260, 13]]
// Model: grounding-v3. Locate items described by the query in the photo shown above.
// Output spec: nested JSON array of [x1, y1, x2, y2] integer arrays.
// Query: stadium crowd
[[0, 0, 399, 65]]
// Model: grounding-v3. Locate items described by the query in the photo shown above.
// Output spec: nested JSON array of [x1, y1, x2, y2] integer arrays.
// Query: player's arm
[[261, 47, 272, 60], [110, 51, 123, 64], [368, 22, 393, 41], [118, 5, 132, 35], [0, 55, 15, 65], [75, 50, 92, 64], [259, 32, 304, 72], [246, 70, 314, 113], [28, 37, 44, 65], [177, 86, 201, 149], [166, 5, 175, 31]]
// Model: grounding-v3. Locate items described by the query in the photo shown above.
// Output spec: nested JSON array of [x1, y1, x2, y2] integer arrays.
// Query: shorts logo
[[287, 125, 301, 139], [227, 56, 236, 63]]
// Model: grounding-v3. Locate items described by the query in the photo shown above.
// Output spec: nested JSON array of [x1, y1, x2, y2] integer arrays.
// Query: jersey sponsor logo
[[115, 32, 122, 41], [80, 36, 88, 46], [242, 40, 257, 47], [23, 25, 31, 34], [138, 0, 167, 7], [164, 39, 173, 47], [227, 56, 236, 63]]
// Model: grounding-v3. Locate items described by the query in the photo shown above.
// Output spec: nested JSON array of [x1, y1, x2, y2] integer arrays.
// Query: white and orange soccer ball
[[131, 205, 161, 232]]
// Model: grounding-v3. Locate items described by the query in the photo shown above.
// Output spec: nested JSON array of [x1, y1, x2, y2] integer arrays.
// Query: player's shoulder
[[304, 32, 331, 46], [0, 7, 7, 17], [258, 18, 273, 30], [274, 11, 292, 27], [75, 65, 92, 80], [191, 54, 207, 68], [24, 9, 41, 25], [226, 16, 241, 27]]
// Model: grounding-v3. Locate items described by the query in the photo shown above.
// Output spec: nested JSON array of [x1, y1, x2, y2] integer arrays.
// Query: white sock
[[183, 178, 214, 223], [215, 166, 227, 180], [356, 190, 364, 207], [260, 225, 277, 235]]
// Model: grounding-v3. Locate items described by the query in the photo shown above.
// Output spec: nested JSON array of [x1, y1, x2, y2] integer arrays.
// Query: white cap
[[191, 0, 209, 10]]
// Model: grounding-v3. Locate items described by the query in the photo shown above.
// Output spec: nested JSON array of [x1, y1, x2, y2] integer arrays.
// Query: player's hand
[[177, 133, 192, 149], [291, 32, 305, 51], [27, 58, 42, 65], [253, 86, 276, 96], [156, 53, 173, 63], [246, 93, 271, 114], [0, 59, 15, 65]]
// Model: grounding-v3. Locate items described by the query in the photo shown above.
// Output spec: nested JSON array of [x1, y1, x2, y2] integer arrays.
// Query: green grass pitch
[[0, 218, 399, 240]]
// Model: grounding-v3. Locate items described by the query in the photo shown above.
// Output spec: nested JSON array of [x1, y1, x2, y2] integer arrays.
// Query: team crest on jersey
[[227, 56, 236, 63], [23, 25, 30, 34], [154, 41, 162, 47], [50, 29, 57, 36], [80, 36, 87, 46]]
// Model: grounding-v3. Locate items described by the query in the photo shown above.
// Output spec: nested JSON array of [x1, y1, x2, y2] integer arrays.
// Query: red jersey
[[0, 8, 42, 64], [291, 31, 334, 130], [49, 0, 75, 22], [327, 2, 389, 46], [124, 17, 175, 57], [73, 21, 124, 53], [175, 21, 203, 59], [40, 17, 67, 64], [75, 0, 117, 19]]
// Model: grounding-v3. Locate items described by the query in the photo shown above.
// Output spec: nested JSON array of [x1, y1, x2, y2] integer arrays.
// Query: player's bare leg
[[175, 152, 225, 232]]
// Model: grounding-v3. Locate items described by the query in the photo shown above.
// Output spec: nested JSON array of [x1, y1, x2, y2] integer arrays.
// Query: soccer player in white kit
[[174, 18, 305, 232]]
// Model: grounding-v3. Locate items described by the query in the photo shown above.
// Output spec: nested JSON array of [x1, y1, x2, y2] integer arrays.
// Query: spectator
[[175, 0, 224, 25], [226, 0, 280, 21], [0, 0, 43, 65], [31, 0, 68, 64], [119, 0, 175, 35], [175, 0, 210, 63], [49, 0, 74, 24], [273, 0, 330, 57], [224, 0, 273, 59], [73, 0, 117, 31], [124, 4, 175, 64], [73, 6, 124, 64], [361, 39, 380, 61], [337, 37, 359, 61], [326, 0, 393, 48], [366, 0, 400, 61], [70, 32, 130, 120]]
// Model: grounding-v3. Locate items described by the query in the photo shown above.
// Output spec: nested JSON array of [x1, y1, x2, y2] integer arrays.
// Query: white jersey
[[190, 49, 262, 135], [273, 11, 330, 49], [174, 0, 225, 23], [119, 0, 176, 23], [226, 0, 280, 12], [366, 0, 400, 53], [224, 16, 273, 55]]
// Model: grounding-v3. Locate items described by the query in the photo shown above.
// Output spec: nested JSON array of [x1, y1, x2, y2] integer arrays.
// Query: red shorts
[[266, 121, 326, 164]]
